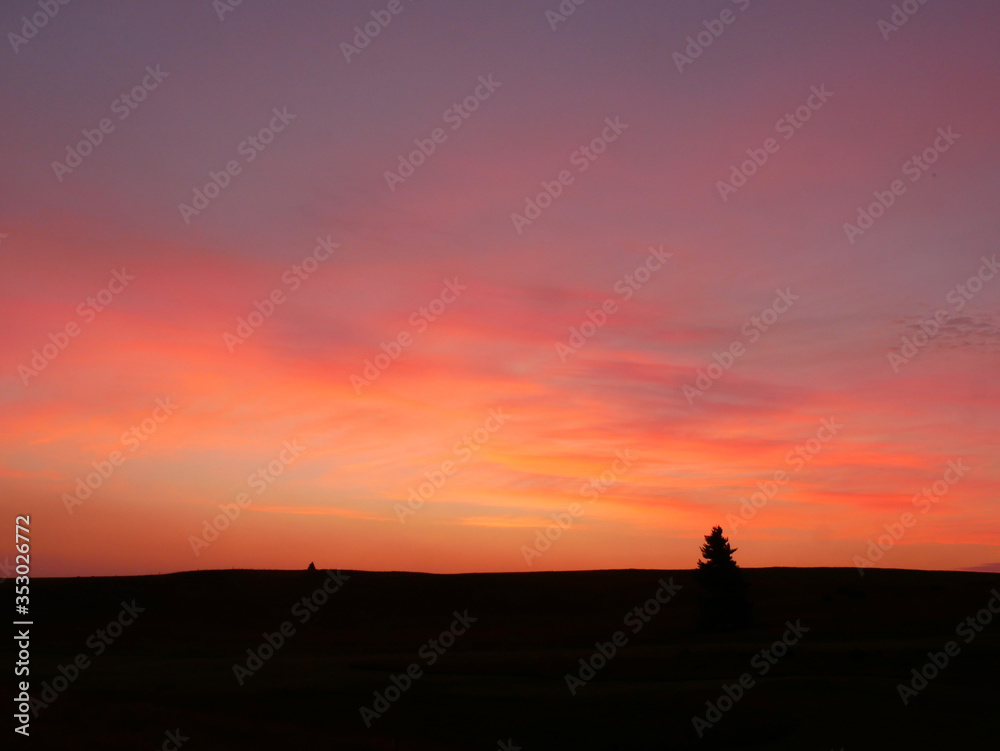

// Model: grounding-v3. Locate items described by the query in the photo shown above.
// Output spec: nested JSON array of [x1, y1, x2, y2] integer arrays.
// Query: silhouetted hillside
[[12, 567, 1000, 750]]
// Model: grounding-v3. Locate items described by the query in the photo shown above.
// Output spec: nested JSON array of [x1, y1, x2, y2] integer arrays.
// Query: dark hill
[[11, 567, 1000, 749]]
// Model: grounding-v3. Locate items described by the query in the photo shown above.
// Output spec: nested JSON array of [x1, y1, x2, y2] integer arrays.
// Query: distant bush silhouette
[[307, 562, 316, 572], [695, 526, 752, 631]]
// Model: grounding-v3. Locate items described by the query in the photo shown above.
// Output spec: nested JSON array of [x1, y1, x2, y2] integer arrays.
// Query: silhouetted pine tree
[[697, 527, 743, 587], [695, 526, 752, 631]]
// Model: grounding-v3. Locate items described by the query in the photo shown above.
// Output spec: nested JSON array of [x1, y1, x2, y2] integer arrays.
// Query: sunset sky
[[2, 0, 998, 576]]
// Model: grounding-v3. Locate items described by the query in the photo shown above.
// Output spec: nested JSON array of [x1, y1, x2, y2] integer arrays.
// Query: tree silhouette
[[695, 526, 751, 630], [696, 526, 743, 588], [698, 526, 738, 568]]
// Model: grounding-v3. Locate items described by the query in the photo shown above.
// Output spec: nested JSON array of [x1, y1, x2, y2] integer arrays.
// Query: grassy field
[[11, 567, 1000, 749]]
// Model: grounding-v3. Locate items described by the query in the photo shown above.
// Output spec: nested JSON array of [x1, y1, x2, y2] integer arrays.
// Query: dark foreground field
[[9, 567, 1000, 750]]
